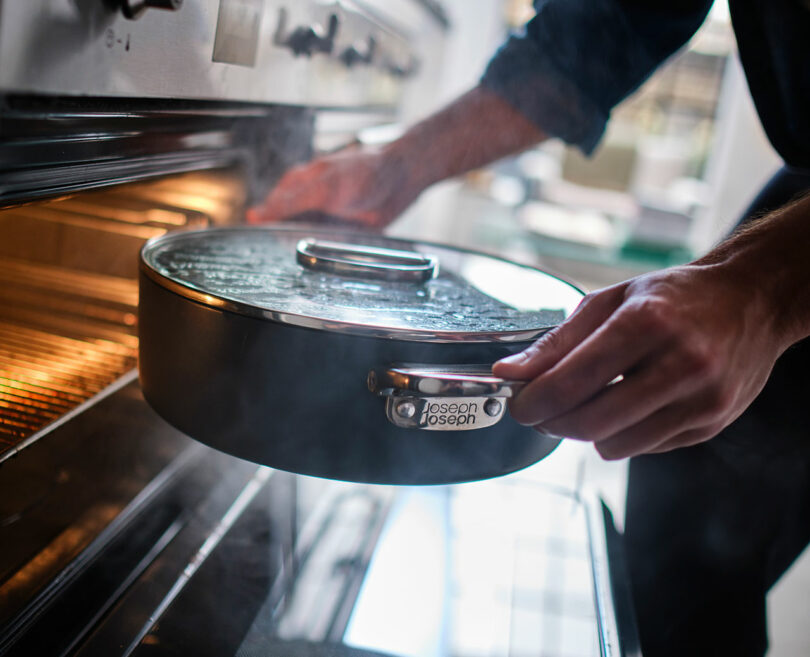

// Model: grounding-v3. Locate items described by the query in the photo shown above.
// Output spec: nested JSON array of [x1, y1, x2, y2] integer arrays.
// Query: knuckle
[[578, 291, 600, 309], [703, 385, 734, 416], [595, 440, 628, 461], [690, 387, 734, 427], [535, 328, 565, 354], [678, 341, 717, 379], [699, 423, 724, 442], [519, 340, 543, 360], [666, 427, 716, 452], [627, 298, 676, 338]]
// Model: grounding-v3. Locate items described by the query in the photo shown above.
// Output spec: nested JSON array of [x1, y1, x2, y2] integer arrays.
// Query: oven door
[[0, 375, 639, 656]]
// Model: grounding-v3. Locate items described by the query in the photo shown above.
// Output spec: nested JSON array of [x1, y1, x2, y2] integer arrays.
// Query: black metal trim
[[0, 445, 204, 655], [601, 502, 643, 656], [0, 94, 314, 207]]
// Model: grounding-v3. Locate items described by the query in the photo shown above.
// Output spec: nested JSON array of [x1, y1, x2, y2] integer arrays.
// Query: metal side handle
[[367, 364, 525, 431], [296, 239, 438, 283]]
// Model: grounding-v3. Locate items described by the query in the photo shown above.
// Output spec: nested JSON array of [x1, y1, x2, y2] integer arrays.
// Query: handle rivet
[[395, 400, 417, 419], [484, 399, 502, 417]]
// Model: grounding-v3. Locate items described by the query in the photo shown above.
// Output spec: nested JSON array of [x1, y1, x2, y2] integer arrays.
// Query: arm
[[388, 86, 548, 193], [493, 194, 810, 459], [251, 0, 714, 226], [248, 85, 546, 226]]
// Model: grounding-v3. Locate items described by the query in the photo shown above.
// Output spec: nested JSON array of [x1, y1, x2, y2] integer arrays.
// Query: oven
[[0, 2, 640, 656]]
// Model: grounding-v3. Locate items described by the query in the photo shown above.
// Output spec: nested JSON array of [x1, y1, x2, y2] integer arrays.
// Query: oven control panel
[[0, 0, 445, 110]]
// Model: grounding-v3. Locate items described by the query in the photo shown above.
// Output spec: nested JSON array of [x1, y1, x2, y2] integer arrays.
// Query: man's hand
[[493, 260, 792, 460], [247, 145, 419, 229]]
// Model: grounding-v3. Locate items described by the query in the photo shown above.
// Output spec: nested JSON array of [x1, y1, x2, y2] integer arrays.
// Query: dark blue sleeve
[[481, 0, 714, 154]]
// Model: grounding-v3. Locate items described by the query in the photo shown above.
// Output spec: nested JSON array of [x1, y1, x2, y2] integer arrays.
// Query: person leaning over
[[251, 3, 810, 655]]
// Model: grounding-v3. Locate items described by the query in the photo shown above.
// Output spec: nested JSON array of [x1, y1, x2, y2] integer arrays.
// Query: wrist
[[381, 133, 442, 194], [696, 195, 810, 349]]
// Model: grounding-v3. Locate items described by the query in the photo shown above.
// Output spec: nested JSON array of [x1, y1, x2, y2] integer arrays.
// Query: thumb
[[493, 283, 626, 380]]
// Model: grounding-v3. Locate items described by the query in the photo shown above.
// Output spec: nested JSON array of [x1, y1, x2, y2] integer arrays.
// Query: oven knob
[[121, 0, 182, 20], [385, 54, 420, 79], [273, 8, 339, 57], [339, 35, 376, 67]]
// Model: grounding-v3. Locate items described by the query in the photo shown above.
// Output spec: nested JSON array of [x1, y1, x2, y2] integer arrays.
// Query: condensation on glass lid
[[143, 228, 584, 336]]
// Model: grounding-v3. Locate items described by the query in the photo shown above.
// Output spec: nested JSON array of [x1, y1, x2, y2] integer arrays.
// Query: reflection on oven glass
[[97, 470, 602, 657], [342, 482, 601, 657], [0, 171, 246, 459]]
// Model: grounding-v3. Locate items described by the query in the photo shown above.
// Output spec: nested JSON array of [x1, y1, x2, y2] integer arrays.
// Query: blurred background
[[385, 1, 803, 654], [391, 1, 780, 289]]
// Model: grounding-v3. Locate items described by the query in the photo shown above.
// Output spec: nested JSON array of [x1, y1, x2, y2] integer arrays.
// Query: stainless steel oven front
[[0, 2, 639, 656]]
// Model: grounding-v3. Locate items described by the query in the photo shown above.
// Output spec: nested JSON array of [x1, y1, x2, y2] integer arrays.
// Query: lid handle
[[296, 238, 438, 283]]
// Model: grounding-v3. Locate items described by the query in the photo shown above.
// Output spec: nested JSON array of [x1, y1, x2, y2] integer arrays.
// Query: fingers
[[493, 261, 784, 461], [567, 386, 725, 460], [593, 418, 713, 461], [249, 163, 328, 224], [581, 404, 692, 460], [645, 430, 713, 454], [506, 300, 673, 427], [493, 284, 627, 381], [535, 349, 701, 441]]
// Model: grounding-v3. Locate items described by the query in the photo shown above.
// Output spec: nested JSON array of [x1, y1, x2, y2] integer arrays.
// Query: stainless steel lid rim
[[138, 265, 554, 344], [139, 225, 584, 343]]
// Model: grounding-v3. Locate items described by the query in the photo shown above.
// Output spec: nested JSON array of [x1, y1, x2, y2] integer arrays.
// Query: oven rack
[[0, 172, 246, 457]]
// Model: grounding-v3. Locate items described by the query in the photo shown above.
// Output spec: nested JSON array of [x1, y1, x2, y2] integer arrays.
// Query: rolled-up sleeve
[[481, 0, 713, 154]]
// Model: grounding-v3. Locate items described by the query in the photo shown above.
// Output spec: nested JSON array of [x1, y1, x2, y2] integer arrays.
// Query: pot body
[[138, 273, 559, 484]]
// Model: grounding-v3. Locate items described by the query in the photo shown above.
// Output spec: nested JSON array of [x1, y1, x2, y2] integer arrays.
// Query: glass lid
[[140, 227, 584, 342]]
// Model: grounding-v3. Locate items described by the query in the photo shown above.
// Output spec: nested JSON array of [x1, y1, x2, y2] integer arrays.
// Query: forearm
[[696, 192, 810, 349], [383, 85, 547, 191]]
